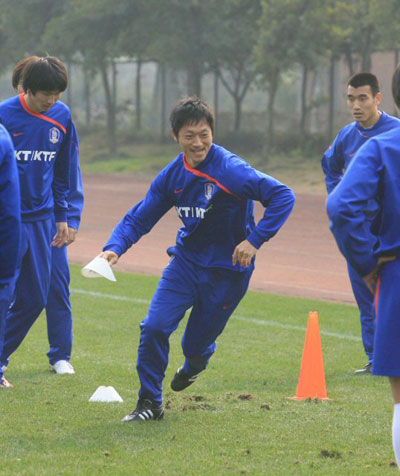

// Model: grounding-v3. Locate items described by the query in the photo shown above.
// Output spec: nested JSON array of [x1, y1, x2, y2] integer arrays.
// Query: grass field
[[79, 137, 326, 195], [1, 265, 396, 475]]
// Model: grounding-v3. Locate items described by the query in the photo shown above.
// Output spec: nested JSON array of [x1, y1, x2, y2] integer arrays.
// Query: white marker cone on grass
[[89, 386, 123, 403], [81, 256, 116, 282]]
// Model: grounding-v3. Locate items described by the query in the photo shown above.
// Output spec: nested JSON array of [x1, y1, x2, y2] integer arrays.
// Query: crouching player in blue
[[327, 64, 400, 469], [0, 125, 21, 388], [101, 97, 296, 422], [0, 57, 77, 380], [9, 57, 84, 375], [322, 73, 400, 374]]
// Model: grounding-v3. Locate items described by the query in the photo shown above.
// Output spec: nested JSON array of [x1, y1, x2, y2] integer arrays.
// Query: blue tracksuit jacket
[[0, 124, 21, 286], [327, 127, 400, 276], [321, 111, 400, 194], [327, 127, 400, 376], [322, 111, 400, 363], [0, 94, 72, 223], [64, 122, 84, 230], [104, 143, 296, 269]]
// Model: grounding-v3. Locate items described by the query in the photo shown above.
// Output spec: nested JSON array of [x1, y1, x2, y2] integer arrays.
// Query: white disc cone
[[81, 256, 116, 281], [89, 386, 123, 403]]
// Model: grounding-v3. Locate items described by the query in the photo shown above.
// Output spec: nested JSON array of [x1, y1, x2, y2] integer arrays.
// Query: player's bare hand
[[363, 256, 396, 294], [99, 250, 119, 266], [232, 239, 257, 267], [51, 221, 69, 248], [66, 227, 77, 246]]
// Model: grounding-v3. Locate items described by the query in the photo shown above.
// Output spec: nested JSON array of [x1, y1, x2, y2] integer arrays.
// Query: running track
[[68, 174, 354, 305]]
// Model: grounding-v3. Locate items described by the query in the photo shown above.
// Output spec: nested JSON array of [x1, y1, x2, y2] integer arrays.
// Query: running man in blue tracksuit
[[321, 72, 400, 374], [100, 97, 296, 422], [0, 124, 21, 388], [0, 57, 77, 381], [327, 64, 400, 470], [9, 57, 84, 375]]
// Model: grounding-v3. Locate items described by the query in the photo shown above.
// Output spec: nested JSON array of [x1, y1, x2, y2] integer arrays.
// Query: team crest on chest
[[49, 127, 61, 144], [204, 182, 215, 200]]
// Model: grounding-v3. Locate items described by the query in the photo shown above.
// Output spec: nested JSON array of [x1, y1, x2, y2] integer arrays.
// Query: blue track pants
[[0, 284, 13, 380], [137, 255, 253, 404], [0, 219, 53, 367], [347, 263, 375, 363], [373, 258, 400, 376], [46, 238, 72, 365]]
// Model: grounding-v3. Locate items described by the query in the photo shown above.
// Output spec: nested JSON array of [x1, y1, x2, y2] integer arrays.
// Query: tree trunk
[[187, 61, 202, 97], [66, 61, 72, 111], [328, 56, 336, 140], [160, 63, 167, 142], [300, 64, 308, 136], [263, 71, 279, 160], [213, 69, 219, 138], [360, 28, 372, 72], [187, 2, 202, 97], [112, 60, 117, 111], [135, 58, 142, 131], [361, 53, 371, 72], [344, 47, 354, 76], [233, 95, 242, 132], [267, 78, 278, 146], [99, 61, 116, 154], [83, 67, 91, 127]]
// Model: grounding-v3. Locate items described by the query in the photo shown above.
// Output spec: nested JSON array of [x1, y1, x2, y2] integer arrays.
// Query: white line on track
[[71, 288, 361, 342]]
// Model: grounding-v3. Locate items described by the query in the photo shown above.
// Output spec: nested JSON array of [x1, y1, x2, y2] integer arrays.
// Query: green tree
[[0, 0, 63, 78], [152, 0, 217, 97], [256, 0, 301, 150], [115, 0, 160, 132], [44, 0, 124, 153], [289, 1, 333, 136], [210, 0, 262, 132]]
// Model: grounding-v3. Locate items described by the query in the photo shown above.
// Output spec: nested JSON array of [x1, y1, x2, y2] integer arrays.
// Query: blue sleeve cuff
[[103, 244, 123, 257], [67, 218, 80, 230], [55, 211, 68, 222], [246, 230, 264, 249]]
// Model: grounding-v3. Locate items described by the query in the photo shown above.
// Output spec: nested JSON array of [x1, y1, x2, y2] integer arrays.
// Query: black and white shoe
[[171, 366, 200, 392], [354, 362, 372, 375], [122, 399, 164, 423]]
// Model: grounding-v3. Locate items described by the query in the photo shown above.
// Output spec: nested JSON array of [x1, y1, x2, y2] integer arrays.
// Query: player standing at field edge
[[0, 57, 80, 380], [100, 97, 295, 422], [321, 73, 400, 374], [327, 63, 400, 470], [6, 56, 84, 375], [0, 124, 21, 388]]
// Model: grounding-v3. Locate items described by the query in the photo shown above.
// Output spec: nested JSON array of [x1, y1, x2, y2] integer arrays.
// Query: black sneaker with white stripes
[[170, 366, 200, 392], [354, 362, 372, 375], [122, 399, 164, 423]]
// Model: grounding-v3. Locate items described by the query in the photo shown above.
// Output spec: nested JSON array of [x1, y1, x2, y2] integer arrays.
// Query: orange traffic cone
[[290, 311, 330, 401]]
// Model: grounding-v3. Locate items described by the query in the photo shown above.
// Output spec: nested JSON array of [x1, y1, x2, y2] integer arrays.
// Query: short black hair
[[22, 56, 68, 95], [170, 96, 214, 137], [347, 72, 380, 96], [392, 64, 400, 109], [12, 56, 40, 90]]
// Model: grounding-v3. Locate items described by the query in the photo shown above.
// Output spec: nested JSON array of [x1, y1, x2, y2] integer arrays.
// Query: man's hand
[[66, 227, 77, 246], [51, 221, 69, 248], [363, 256, 396, 294], [232, 239, 257, 267], [99, 250, 119, 266]]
